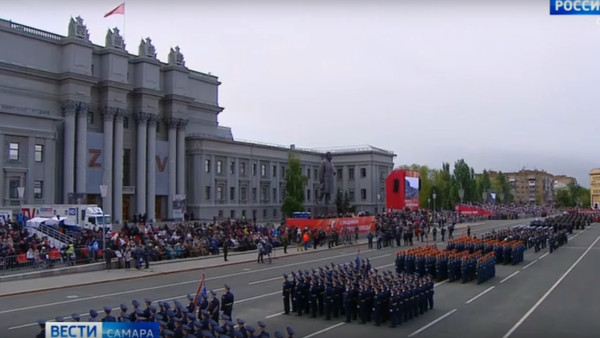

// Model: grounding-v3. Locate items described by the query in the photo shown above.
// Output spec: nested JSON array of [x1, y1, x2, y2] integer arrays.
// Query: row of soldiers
[[281, 259, 435, 328], [531, 213, 592, 231], [395, 235, 526, 284], [37, 293, 295, 338]]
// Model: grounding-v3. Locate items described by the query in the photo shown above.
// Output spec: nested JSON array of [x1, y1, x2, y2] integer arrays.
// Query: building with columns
[[0, 17, 395, 225]]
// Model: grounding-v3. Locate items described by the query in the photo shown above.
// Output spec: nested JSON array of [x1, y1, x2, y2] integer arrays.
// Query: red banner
[[455, 205, 493, 216], [286, 216, 376, 234]]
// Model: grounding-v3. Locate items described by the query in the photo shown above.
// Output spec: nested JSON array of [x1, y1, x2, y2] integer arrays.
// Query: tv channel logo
[[550, 0, 600, 15], [46, 322, 159, 338]]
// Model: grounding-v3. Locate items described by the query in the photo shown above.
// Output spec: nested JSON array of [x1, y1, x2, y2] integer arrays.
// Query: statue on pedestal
[[318, 152, 336, 205]]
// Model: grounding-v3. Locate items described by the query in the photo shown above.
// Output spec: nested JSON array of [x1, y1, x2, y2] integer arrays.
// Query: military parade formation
[[33, 212, 594, 338], [36, 285, 297, 338], [281, 258, 435, 328]]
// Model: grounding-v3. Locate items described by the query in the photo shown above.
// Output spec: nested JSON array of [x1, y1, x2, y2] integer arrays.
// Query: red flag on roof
[[104, 3, 125, 18]]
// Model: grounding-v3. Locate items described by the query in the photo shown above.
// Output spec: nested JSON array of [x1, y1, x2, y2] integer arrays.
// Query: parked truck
[[20, 204, 112, 231]]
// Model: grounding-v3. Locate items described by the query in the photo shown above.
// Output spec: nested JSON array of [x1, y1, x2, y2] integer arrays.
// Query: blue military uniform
[[221, 284, 234, 318]]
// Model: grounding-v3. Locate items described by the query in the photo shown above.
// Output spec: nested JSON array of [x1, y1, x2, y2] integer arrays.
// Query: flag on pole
[[193, 272, 206, 305], [104, 2, 125, 18]]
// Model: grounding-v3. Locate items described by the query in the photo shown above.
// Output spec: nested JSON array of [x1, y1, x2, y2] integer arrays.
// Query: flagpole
[[122, 3, 126, 49]]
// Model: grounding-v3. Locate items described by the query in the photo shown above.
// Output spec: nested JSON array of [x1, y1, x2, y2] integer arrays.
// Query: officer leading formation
[[282, 258, 434, 328]]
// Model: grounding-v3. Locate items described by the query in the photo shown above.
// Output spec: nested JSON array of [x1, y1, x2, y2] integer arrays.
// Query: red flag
[[193, 273, 206, 305], [104, 3, 125, 18]]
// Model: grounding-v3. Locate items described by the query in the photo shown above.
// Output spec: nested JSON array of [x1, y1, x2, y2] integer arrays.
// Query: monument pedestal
[[313, 204, 338, 218]]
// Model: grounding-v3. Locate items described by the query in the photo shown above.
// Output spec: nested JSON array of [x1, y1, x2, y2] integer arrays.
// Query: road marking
[[66, 295, 79, 299], [1, 249, 378, 314], [302, 322, 345, 338], [522, 260, 537, 270], [407, 308, 458, 337], [502, 232, 600, 338], [374, 263, 395, 270], [500, 271, 520, 284], [9, 288, 278, 330], [243, 268, 251, 271], [249, 276, 281, 285], [434, 280, 448, 287], [466, 286, 495, 304], [539, 252, 549, 260], [265, 312, 284, 319]]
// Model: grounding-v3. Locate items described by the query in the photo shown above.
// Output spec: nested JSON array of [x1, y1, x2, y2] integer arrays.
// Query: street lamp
[[432, 191, 437, 223], [99, 184, 108, 256], [428, 197, 431, 210]]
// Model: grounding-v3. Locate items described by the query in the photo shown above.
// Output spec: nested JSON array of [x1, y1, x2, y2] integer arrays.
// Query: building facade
[[0, 17, 395, 224], [590, 169, 600, 210], [553, 175, 577, 190], [505, 170, 555, 205]]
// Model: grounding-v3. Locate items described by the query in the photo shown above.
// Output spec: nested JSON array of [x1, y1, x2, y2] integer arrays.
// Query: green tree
[[433, 163, 452, 210], [476, 170, 492, 202], [494, 171, 513, 203], [555, 188, 571, 207], [452, 159, 476, 203], [281, 152, 307, 217]]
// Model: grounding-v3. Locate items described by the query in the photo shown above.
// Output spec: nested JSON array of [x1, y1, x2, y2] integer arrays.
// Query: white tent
[[25, 217, 51, 229]]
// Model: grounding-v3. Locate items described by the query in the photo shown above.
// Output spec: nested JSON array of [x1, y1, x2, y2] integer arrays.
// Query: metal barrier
[[0, 247, 97, 276]]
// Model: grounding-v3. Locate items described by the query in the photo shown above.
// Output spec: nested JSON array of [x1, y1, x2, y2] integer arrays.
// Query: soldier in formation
[[282, 258, 434, 328]]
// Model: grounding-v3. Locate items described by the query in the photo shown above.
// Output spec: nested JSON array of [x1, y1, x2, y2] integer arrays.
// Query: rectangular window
[[273, 209, 277, 218], [230, 187, 235, 200], [241, 186, 247, 201], [218, 210, 224, 218], [9, 142, 19, 160], [217, 186, 223, 200], [252, 187, 257, 201], [307, 168, 311, 180], [349, 167, 355, 180], [360, 168, 367, 178], [242, 210, 246, 218], [272, 188, 277, 202], [261, 186, 268, 202], [230, 161, 235, 175], [281, 165, 286, 178], [337, 168, 343, 179], [307, 189, 311, 201], [9, 178, 19, 199], [88, 111, 94, 124], [217, 160, 223, 174], [361, 188, 367, 200], [123, 116, 129, 129], [34, 180, 43, 199], [123, 149, 131, 186], [349, 189, 355, 201], [34, 144, 43, 162], [263, 209, 267, 218], [240, 162, 246, 176], [314, 168, 318, 180], [273, 165, 277, 177], [205, 186, 211, 200], [230, 210, 235, 219], [205, 159, 211, 173], [261, 164, 267, 177], [252, 163, 257, 176], [156, 122, 160, 133]]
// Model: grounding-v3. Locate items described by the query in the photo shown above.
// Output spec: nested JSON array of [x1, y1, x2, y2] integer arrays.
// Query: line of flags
[[104, 2, 125, 18]]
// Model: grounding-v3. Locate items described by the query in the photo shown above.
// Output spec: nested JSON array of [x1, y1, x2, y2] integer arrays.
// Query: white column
[[167, 118, 177, 219], [75, 103, 89, 194], [176, 119, 187, 195], [146, 115, 157, 222], [102, 107, 114, 219], [113, 109, 125, 225], [62, 100, 77, 203], [135, 113, 147, 215]]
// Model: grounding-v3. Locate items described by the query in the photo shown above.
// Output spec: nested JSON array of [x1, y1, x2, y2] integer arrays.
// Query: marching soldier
[[282, 274, 292, 315], [221, 284, 234, 318], [208, 290, 220, 322]]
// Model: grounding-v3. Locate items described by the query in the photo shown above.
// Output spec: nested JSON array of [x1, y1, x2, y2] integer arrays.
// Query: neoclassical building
[[0, 17, 395, 224]]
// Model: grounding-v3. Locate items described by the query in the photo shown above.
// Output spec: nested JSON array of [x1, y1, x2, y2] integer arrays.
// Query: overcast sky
[[2, 0, 598, 187]]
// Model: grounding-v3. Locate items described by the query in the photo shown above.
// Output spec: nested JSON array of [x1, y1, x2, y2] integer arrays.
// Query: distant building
[[0, 17, 395, 223], [590, 169, 600, 210], [553, 175, 577, 190], [505, 170, 555, 205]]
